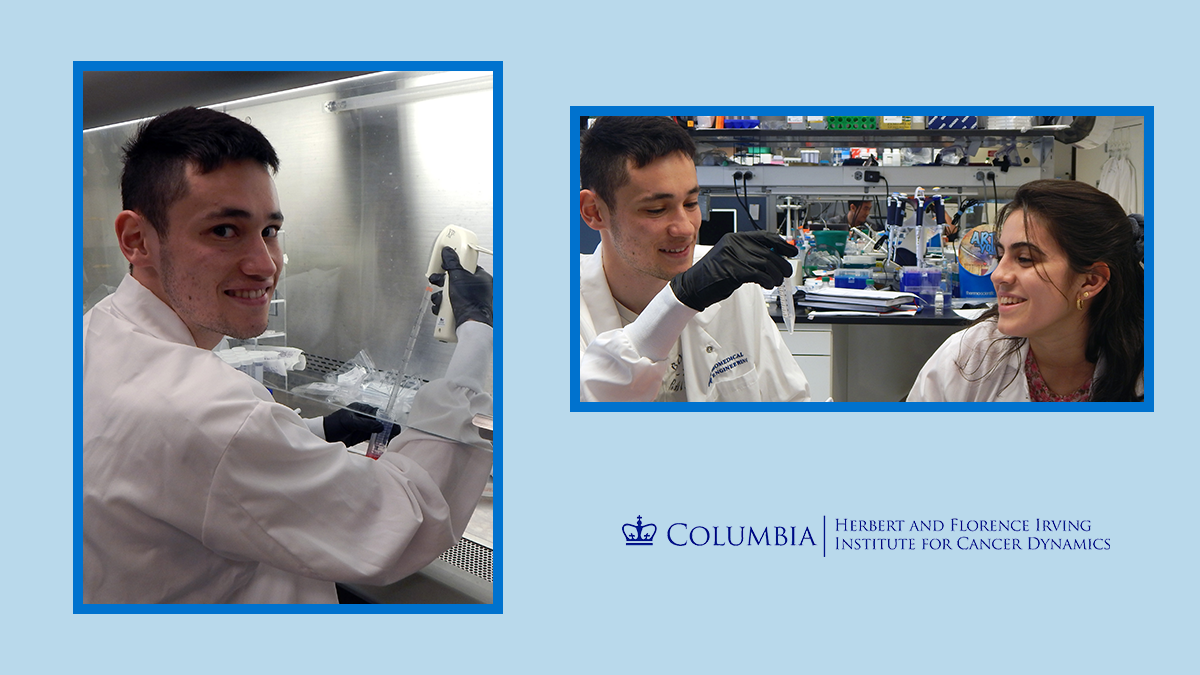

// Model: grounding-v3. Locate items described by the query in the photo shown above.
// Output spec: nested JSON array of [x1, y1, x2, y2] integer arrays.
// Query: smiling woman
[[908, 179, 1144, 402]]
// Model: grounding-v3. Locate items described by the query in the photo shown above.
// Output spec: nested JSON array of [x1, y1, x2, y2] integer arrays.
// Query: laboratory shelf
[[690, 128, 1057, 147], [696, 163, 1046, 195]]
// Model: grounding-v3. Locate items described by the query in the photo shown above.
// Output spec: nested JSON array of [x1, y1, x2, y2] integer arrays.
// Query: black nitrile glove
[[668, 231, 798, 311], [323, 402, 399, 447], [429, 247, 493, 327]]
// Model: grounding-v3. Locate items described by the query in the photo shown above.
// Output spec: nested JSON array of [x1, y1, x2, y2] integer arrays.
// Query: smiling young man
[[116, 157, 285, 349], [578, 116, 811, 402], [82, 107, 494, 603]]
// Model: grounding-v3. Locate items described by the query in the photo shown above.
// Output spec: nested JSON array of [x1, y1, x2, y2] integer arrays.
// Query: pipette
[[365, 289, 429, 459], [426, 225, 493, 343], [913, 189, 946, 266], [914, 187, 927, 264], [887, 192, 907, 266], [366, 225, 491, 459]]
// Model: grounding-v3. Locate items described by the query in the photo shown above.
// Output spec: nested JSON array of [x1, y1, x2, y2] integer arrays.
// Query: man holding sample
[[579, 116, 810, 402]]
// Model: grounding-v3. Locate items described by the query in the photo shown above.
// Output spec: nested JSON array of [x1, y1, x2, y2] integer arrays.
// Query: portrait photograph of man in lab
[[80, 72, 496, 605]]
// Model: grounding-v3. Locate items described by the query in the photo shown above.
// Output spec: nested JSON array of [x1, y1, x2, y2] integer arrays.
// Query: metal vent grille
[[304, 354, 349, 377], [440, 538, 492, 583]]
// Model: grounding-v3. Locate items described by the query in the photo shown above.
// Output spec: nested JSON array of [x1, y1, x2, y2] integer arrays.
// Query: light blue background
[[10, 1, 1194, 672]]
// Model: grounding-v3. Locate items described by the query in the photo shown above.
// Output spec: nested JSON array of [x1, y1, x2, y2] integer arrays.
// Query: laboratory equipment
[[926, 116, 979, 130], [884, 192, 908, 285], [900, 267, 941, 310], [912, 188, 946, 265], [365, 307, 426, 459], [802, 247, 840, 278], [941, 242, 960, 307], [427, 225, 493, 343], [780, 259, 796, 334], [841, 255, 879, 270], [834, 269, 870, 289], [777, 203, 802, 334], [778, 196, 806, 242], [366, 224, 492, 459], [801, 229, 847, 278]]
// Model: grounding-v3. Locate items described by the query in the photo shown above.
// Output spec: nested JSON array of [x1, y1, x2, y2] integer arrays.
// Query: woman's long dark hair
[[967, 179, 1144, 401]]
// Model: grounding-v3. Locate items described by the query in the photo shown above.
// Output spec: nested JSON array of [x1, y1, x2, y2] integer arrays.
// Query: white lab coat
[[580, 246, 810, 402], [1098, 154, 1138, 215], [907, 320, 1142, 402], [82, 275, 493, 603], [906, 321, 1031, 402]]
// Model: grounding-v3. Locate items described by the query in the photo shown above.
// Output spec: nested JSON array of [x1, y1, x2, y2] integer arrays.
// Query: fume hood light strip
[[440, 538, 492, 583]]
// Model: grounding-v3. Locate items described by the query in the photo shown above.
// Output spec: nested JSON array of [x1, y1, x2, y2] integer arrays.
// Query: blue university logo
[[623, 515, 656, 545]]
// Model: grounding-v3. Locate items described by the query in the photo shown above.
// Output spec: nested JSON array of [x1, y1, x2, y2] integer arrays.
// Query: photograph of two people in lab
[[576, 114, 1144, 404]]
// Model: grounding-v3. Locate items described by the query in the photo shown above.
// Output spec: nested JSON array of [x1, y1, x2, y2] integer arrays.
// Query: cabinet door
[[796, 355, 831, 402], [780, 328, 831, 356], [780, 327, 831, 401]]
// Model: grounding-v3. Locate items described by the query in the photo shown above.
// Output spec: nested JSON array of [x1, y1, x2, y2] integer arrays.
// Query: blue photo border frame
[[570, 106, 1152, 412], [73, 61, 504, 614]]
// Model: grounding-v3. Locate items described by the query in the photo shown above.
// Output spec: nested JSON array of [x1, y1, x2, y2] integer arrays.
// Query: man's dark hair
[[121, 106, 280, 239], [580, 116, 696, 208], [848, 199, 869, 209]]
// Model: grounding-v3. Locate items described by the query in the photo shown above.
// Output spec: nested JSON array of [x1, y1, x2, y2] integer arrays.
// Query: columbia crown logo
[[623, 515, 656, 545]]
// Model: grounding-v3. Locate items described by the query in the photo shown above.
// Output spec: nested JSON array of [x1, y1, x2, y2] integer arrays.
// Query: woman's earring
[[1077, 291, 1090, 311]]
